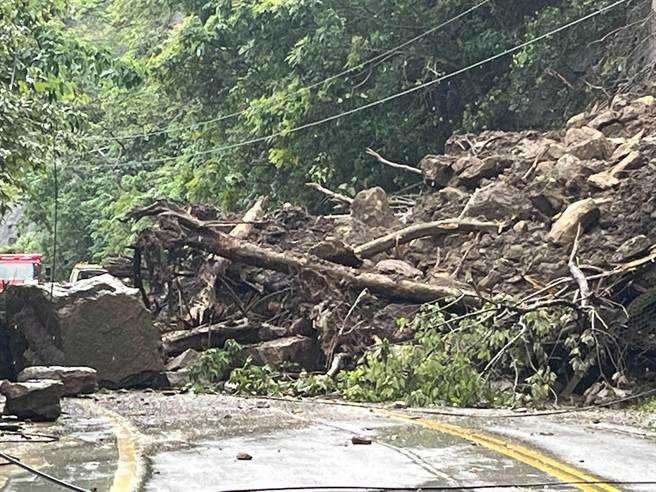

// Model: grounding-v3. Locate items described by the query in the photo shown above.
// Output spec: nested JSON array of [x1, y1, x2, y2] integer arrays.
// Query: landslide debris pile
[[123, 92, 656, 403]]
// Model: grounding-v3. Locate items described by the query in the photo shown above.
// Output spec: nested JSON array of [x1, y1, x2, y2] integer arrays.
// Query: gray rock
[[461, 182, 531, 221], [553, 154, 594, 183], [166, 349, 201, 372], [350, 187, 400, 229], [455, 156, 502, 185], [419, 155, 454, 187], [587, 110, 619, 130], [3, 274, 164, 388], [529, 190, 565, 218], [17, 366, 98, 396], [587, 171, 620, 190], [0, 379, 64, 421], [245, 336, 323, 371], [566, 113, 587, 128], [612, 235, 653, 262], [374, 259, 422, 278], [437, 187, 469, 202], [611, 151, 644, 176], [564, 127, 615, 160], [165, 370, 190, 388]]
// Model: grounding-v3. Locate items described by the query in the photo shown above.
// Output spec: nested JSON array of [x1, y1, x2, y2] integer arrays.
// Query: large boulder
[[0, 379, 64, 421], [3, 275, 164, 388], [17, 366, 98, 396]]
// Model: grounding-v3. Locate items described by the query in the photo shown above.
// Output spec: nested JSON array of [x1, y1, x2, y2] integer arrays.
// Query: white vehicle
[[69, 263, 108, 283]]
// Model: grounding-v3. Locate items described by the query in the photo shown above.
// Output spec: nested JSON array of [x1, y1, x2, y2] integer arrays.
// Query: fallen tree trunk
[[137, 207, 478, 305], [354, 219, 502, 259], [200, 236, 476, 303]]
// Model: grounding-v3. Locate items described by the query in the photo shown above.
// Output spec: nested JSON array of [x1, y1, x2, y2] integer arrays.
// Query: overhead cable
[[77, 0, 491, 142], [93, 0, 629, 168]]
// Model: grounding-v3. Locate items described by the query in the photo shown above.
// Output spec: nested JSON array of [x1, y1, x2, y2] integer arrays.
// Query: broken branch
[[365, 148, 423, 176], [305, 183, 353, 206], [354, 219, 501, 259]]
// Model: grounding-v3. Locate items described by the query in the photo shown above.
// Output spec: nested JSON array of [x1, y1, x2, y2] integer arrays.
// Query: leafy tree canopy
[[8, 0, 649, 276]]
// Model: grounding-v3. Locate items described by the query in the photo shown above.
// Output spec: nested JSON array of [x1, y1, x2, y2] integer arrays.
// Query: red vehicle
[[0, 254, 43, 292]]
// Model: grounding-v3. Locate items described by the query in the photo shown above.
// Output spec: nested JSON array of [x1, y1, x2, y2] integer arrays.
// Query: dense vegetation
[[1, 0, 650, 275]]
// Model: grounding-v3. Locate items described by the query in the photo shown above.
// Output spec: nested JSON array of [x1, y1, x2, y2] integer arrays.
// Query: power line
[[77, 0, 491, 143], [0, 452, 89, 492], [90, 0, 630, 169]]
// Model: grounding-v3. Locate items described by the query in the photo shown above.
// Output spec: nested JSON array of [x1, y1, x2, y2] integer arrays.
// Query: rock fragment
[[245, 336, 323, 371], [564, 127, 614, 160], [461, 182, 530, 221], [166, 349, 202, 372], [350, 187, 400, 229], [566, 113, 587, 128], [611, 151, 644, 176], [419, 155, 454, 187], [587, 171, 620, 190], [454, 156, 502, 185], [374, 260, 422, 278], [612, 235, 653, 262], [0, 379, 64, 421], [16, 366, 98, 396], [548, 199, 600, 245]]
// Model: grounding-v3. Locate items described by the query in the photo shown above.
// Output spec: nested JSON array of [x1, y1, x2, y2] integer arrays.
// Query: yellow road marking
[[82, 401, 141, 492], [383, 411, 620, 492]]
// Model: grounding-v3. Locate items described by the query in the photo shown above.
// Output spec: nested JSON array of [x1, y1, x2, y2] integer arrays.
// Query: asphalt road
[[1, 391, 656, 491]]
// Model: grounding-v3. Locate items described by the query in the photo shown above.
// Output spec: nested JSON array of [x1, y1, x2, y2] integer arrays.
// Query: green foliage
[[291, 372, 336, 397], [226, 362, 283, 396], [14, 0, 644, 276], [638, 396, 656, 413], [0, 0, 103, 207], [188, 339, 243, 391], [187, 337, 335, 397], [336, 300, 579, 407], [183, 300, 598, 408], [337, 329, 500, 408]]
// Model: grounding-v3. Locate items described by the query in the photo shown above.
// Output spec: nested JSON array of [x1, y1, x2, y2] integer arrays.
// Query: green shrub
[[188, 339, 243, 392]]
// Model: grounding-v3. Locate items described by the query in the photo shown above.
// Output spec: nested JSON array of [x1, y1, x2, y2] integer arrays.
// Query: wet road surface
[[1, 391, 656, 491]]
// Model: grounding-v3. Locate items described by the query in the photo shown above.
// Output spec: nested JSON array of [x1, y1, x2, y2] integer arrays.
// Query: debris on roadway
[[119, 91, 656, 405], [2, 93, 656, 420]]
